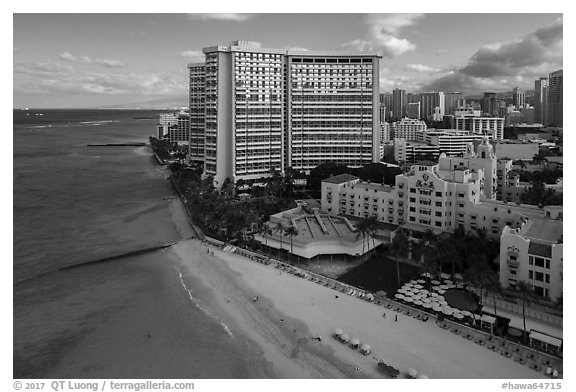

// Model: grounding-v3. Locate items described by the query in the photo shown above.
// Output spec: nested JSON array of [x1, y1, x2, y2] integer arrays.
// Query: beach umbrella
[[340, 333, 350, 343], [454, 273, 463, 281], [420, 289, 429, 294], [439, 300, 448, 305], [414, 284, 424, 289], [408, 368, 418, 378], [360, 344, 371, 354], [437, 295, 445, 301], [395, 293, 405, 300], [423, 302, 433, 309], [334, 329, 343, 337], [421, 298, 431, 303], [453, 313, 464, 320], [445, 279, 453, 284], [350, 338, 360, 347], [404, 297, 414, 302], [430, 292, 438, 297], [409, 280, 418, 285], [366, 293, 374, 301], [432, 304, 442, 311], [438, 289, 446, 295], [416, 279, 425, 284], [441, 273, 450, 280], [417, 374, 429, 379], [442, 307, 454, 315], [422, 272, 433, 278], [440, 285, 449, 290], [403, 282, 413, 288], [413, 300, 423, 306], [431, 280, 440, 285]]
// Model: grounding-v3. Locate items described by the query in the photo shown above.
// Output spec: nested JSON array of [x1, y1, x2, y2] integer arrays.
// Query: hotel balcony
[[507, 259, 520, 267]]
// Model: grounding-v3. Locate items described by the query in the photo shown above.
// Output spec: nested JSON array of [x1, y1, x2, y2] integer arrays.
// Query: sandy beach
[[173, 239, 547, 379]]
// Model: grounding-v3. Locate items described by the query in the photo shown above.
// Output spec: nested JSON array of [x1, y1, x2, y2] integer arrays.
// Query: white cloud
[[59, 52, 77, 62], [339, 14, 424, 58], [406, 64, 441, 73], [59, 52, 124, 68], [176, 51, 205, 62], [187, 13, 253, 22], [367, 14, 425, 36]]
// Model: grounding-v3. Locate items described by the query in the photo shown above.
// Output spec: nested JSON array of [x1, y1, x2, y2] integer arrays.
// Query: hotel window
[[435, 191, 442, 197], [533, 257, 545, 268], [410, 188, 416, 193], [435, 221, 442, 227], [435, 201, 442, 207], [435, 211, 442, 217], [410, 197, 416, 203], [529, 257, 533, 265], [529, 270, 534, 279], [535, 272, 544, 282], [458, 193, 465, 198], [545, 274, 550, 283], [409, 207, 416, 212], [409, 216, 416, 222], [546, 260, 550, 269]]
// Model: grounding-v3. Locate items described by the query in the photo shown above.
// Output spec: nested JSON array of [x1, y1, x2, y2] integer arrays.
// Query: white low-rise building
[[499, 206, 563, 302]]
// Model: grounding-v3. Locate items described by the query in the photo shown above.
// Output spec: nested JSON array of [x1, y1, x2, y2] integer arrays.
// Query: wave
[[177, 268, 234, 338]]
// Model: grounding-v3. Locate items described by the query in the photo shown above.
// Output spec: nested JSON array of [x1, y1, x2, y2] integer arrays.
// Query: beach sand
[[173, 240, 547, 379]]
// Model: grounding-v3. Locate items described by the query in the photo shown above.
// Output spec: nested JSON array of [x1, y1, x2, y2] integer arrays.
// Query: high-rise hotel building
[[547, 69, 562, 127], [188, 40, 381, 185]]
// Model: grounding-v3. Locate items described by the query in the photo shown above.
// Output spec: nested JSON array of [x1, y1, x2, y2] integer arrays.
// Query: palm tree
[[259, 225, 273, 256], [355, 216, 379, 256], [389, 228, 410, 286], [484, 271, 503, 333], [516, 280, 533, 344], [284, 226, 299, 263], [273, 221, 285, 257]]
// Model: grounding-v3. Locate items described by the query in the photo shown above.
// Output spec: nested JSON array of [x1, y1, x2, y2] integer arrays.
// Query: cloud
[[59, 52, 125, 68], [406, 64, 441, 73], [59, 52, 77, 62], [339, 13, 423, 58], [187, 13, 253, 22], [436, 49, 449, 55], [423, 17, 563, 94], [367, 13, 425, 36], [14, 61, 74, 76], [176, 50, 205, 62], [286, 47, 310, 52]]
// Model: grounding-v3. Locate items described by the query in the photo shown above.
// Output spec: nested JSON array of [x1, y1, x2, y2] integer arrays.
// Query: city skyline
[[14, 13, 562, 108]]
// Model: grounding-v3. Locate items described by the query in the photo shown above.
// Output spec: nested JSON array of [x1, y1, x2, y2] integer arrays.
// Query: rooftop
[[415, 160, 437, 166], [521, 218, 563, 244], [323, 173, 359, 184]]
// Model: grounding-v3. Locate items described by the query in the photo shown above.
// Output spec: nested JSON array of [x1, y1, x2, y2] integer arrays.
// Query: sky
[[13, 12, 563, 108]]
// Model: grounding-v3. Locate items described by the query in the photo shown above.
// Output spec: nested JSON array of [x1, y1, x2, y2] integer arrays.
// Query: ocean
[[13, 109, 272, 378]]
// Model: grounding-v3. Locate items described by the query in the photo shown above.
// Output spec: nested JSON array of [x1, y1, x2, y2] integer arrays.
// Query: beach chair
[[545, 367, 553, 376], [552, 370, 558, 378]]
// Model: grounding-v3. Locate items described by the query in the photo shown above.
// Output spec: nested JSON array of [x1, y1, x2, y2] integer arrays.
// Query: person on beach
[[394, 314, 398, 322], [383, 312, 386, 319]]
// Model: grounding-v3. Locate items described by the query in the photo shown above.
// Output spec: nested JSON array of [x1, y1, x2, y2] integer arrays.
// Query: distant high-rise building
[[534, 77, 548, 125], [547, 69, 563, 127], [189, 40, 382, 184], [419, 92, 445, 120], [392, 89, 406, 121], [379, 93, 389, 124], [406, 102, 421, 119], [481, 92, 497, 116], [444, 92, 464, 116], [512, 87, 526, 109]]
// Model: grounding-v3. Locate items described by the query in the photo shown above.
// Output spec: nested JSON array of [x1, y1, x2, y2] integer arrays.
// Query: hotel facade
[[322, 138, 547, 238], [188, 40, 381, 185]]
